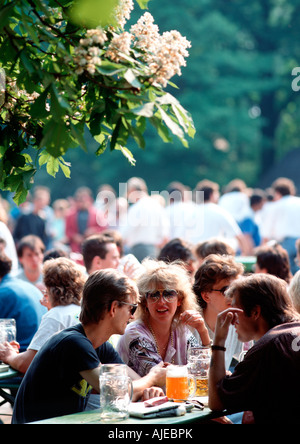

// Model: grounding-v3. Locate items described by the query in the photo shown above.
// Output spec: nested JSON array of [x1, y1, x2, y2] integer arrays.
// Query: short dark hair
[[195, 239, 235, 260], [82, 234, 116, 272], [272, 177, 296, 196], [16, 235, 45, 258], [158, 238, 195, 264], [227, 273, 300, 328], [0, 252, 12, 278], [79, 269, 138, 326], [255, 243, 292, 283], [193, 254, 244, 309], [195, 180, 219, 202]]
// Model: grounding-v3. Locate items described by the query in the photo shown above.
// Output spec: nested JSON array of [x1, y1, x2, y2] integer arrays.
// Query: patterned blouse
[[116, 319, 199, 377]]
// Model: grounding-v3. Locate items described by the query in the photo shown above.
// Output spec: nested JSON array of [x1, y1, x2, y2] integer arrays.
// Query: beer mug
[[166, 365, 196, 402], [99, 364, 133, 421], [187, 346, 211, 397], [0, 319, 16, 343]]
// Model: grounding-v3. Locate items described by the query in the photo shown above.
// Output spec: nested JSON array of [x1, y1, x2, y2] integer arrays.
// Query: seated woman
[[116, 259, 210, 377], [0, 257, 86, 373]]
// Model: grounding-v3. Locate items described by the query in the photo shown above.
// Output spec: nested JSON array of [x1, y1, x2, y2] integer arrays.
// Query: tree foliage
[[0, 0, 195, 203]]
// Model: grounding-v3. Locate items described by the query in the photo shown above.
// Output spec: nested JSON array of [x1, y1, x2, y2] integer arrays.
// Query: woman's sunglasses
[[145, 289, 178, 303]]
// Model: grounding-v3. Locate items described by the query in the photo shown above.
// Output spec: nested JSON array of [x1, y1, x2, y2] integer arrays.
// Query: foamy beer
[[166, 365, 195, 401]]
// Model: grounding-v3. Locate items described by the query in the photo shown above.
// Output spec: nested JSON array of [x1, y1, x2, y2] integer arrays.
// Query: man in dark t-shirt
[[208, 273, 300, 424], [12, 269, 166, 423]]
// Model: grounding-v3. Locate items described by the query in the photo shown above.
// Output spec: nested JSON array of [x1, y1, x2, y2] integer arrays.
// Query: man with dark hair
[[194, 238, 235, 268], [15, 235, 45, 287], [82, 233, 120, 274], [209, 273, 300, 423], [157, 237, 196, 276], [193, 254, 244, 369], [12, 269, 166, 424], [0, 252, 46, 352], [254, 243, 292, 283]]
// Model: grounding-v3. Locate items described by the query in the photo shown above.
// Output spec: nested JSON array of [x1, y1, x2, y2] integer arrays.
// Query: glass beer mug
[[99, 364, 133, 421], [166, 365, 196, 402], [0, 319, 16, 343], [187, 346, 211, 397]]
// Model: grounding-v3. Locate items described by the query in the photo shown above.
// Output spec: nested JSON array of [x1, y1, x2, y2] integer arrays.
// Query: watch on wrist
[[211, 345, 226, 351]]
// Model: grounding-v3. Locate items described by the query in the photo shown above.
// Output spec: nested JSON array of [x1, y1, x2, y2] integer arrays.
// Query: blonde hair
[[136, 259, 200, 323]]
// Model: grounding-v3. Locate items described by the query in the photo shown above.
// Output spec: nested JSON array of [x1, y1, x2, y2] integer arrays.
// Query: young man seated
[[12, 269, 166, 424], [209, 273, 300, 424]]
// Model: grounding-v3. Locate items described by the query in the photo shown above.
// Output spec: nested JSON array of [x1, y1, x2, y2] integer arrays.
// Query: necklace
[[148, 322, 175, 363]]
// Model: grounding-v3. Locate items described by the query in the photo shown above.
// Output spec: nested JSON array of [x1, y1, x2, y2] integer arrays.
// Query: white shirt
[[260, 195, 300, 241], [120, 196, 170, 247], [187, 203, 242, 247], [164, 201, 199, 242], [0, 221, 18, 274], [218, 191, 252, 223], [28, 304, 81, 351]]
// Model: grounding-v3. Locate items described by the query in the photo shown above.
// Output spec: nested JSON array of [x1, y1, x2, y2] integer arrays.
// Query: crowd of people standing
[[0, 175, 300, 424]]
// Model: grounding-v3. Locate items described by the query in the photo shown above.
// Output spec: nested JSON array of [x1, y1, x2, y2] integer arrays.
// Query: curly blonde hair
[[136, 259, 200, 322], [43, 257, 86, 307]]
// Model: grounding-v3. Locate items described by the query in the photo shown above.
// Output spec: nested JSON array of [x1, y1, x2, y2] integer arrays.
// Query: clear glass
[[0, 319, 16, 343], [187, 346, 211, 397], [99, 364, 133, 421]]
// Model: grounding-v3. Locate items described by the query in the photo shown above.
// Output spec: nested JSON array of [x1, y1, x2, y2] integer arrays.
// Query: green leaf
[[124, 69, 142, 89], [131, 102, 155, 117], [96, 61, 124, 76], [50, 85, 72, 119], [149, 116, 172, 143], [58, 158, 71, 178], [20, 53, 35, 75], [70, 122, 88, 152], [115, 144, 136, 165], [30, 88, 50, 119], [0, 4, 15, 31], [157, 105, 184, 140], [46, 156, 60, 177], [40, 119, 76, 157], [70, 0, 119, 28], [135, 0, 150, 9], [94, 133, 107, 155]]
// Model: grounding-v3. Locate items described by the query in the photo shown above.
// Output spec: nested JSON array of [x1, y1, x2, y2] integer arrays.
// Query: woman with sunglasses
[[116, 259, 210, 377]]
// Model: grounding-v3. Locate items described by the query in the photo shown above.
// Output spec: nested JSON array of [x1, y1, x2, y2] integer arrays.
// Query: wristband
[[211, 345, 226, 351]]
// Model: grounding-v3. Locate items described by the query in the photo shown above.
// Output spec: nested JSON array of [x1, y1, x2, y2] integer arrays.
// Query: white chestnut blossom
[[72, 6, 191, 87], [106, 32, 133, 62], [115, 0, 134, 29]]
